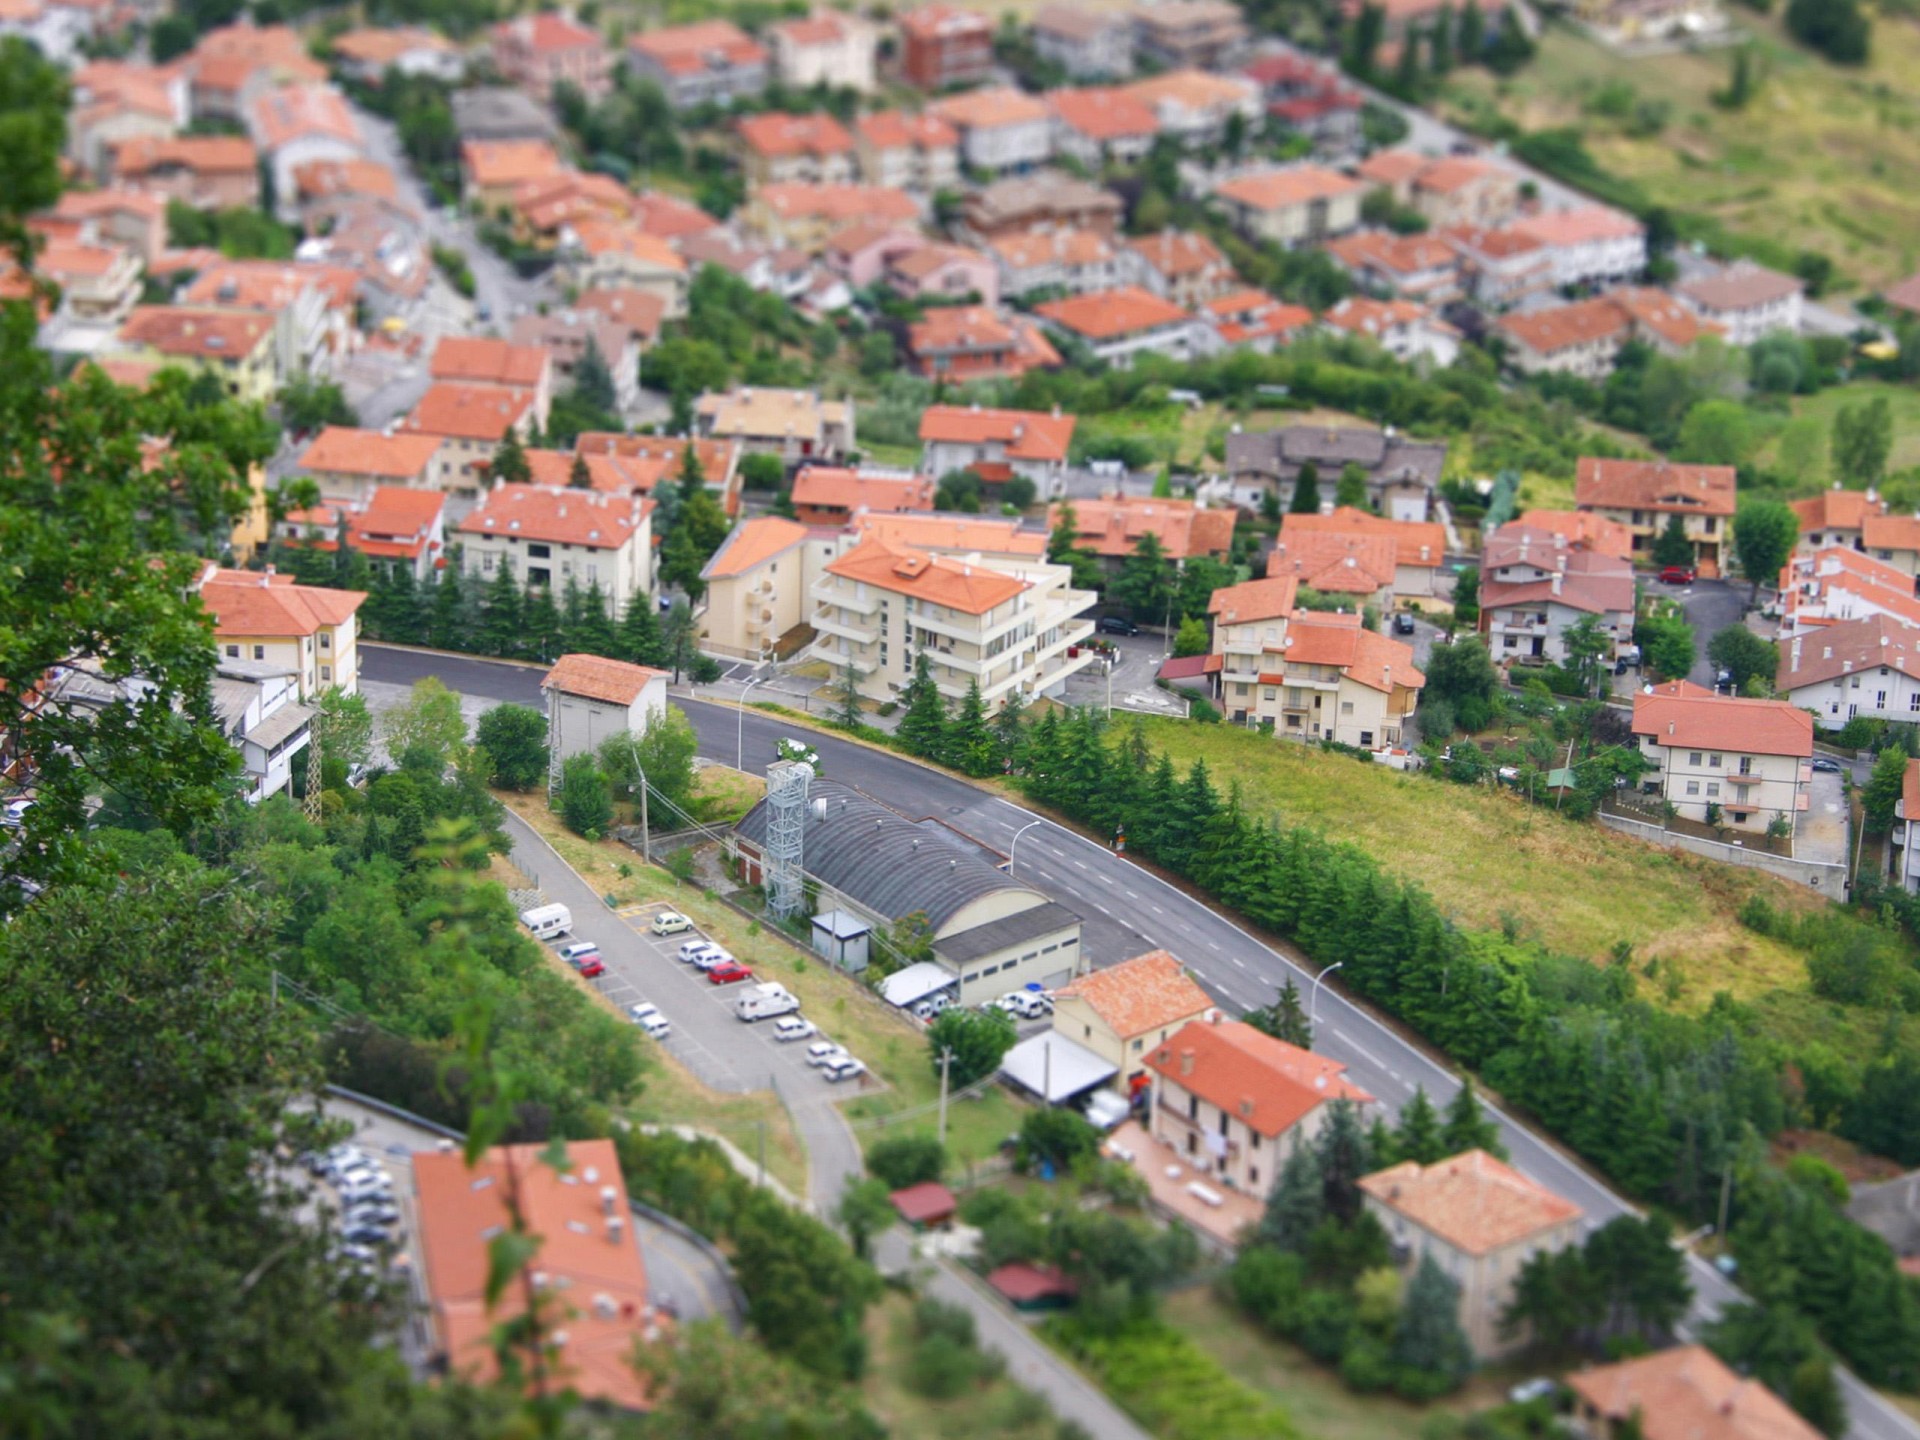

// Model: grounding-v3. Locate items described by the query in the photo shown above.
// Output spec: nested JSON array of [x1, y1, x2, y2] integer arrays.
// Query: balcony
[[810, 609, 878, 646], [809, 579, 880, 615]]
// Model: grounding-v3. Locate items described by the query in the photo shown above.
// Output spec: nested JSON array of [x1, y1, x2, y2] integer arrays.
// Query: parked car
[[1507, 1378, 1558, 1406], [557, 941, 600, 967], [678, 939, 719, 964], [628, 1002, 671, 1039], [821, 1056, 868, 1083], [1393, 612, 1416, 635], [1096, 615, 1140, 637], [341, 1222, 391, 1247], [691, 947, 732, 972], [344, 1201, 400, 1226], [1811, 756, 1842, 773], [805, 1041, 850, 1067], [772, 1016, 817, 1042], [579, 958, 607, 979], [707, 961, 753, 985], [3, 797, 33, 828], [652, 911, 692, 936], [996, 990, 1049, 1020], [1659, 565, 1696, 585]]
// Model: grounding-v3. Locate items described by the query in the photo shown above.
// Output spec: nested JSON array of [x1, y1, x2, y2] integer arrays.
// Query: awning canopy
[[879, 961, 957, 1008], [998, 1032, 1117, 1103]]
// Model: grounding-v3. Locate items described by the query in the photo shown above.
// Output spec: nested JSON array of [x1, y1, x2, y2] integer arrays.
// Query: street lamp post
[[1008, 819, 1043, 879], [1309, 960, 1345, 1027], [738, 673, 766, 770]]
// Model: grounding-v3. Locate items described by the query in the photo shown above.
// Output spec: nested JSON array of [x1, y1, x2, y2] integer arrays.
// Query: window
[[1878, 691, 1888, 709], [1706, 782, 1720, 797], [1852, 676, 1861, 689], [1709, 754, 1722, 768], [1084, 1024, 1092, 1039], [528, 543, 550, 559], [1910, 694, 1920, 712], [320, 666, 330, 682], [1187, 1094, 1198, 1121], [1359, 731, 1373, 747], [1132, 1038, 1143, 1051], [1504, 634, 1518, 648], [1341, 701, 1354, 714], [1689, 752, 1702, 766], [1263, 687, 1276, 701], [1686, 781, 1700, 796], [253, 645, 265, 660], [1249, 1166, 1259, 1186], [226, 645, 239, 658], [1737, 756, 1752, 776]]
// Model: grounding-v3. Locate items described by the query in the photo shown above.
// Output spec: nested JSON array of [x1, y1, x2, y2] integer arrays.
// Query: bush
[[866, 1133, 946, 1189], [558, 753, 613, 836], [1016, 1107, 1101, 1173]]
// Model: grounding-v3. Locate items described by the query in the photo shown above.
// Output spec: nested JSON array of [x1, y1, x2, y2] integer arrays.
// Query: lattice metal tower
[[302, 722, 323, 825], [546, 690, 563, 799], [764, 760, 813, 921]]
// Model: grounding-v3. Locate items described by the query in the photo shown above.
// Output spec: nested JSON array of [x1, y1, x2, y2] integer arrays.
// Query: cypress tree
[[1392, 1253, 1473, 1391], [1440, 1077, 1506, 1159], [617, 592, 665, 667], [574, 580, 619, 657], [491, 429, 531, 485], [1258, 1136, 1326, 1253], [477, 564, 526, 658], [1395, 1086, 1447, 1164], [383, 562, 423, 645], [428, 561, 466, 651], [991, 686, 1028, 769], [524, 582, 564, 662], [897, 653, 947, 759], [944, 679, 996, 776], [1315, 1097, 1372, 1223]]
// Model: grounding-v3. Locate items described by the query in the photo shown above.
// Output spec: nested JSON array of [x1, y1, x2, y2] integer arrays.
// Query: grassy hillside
[[1750, 378, 1920, 487], [1442, 12, 1920, 292], [1132, 717, 1830, 1009]]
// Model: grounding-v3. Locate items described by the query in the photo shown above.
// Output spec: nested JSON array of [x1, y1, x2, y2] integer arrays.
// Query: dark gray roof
[[245, 701, 314, 752], [933, 901, 1080, 966], [736, 779, 1049, 931], [1225, 425, 1447, 490]]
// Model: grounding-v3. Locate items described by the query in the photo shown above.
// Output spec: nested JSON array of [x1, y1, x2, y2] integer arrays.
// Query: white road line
[[1125, 889, 1139, 899], [1208, 941, 1221, 951], [1097, 873, 1113, 885], [1073, 860, 1088, 871], [1331, 1026, 1386, 1069], [1231, 957, 1246, 970], [1151, 904, 1163, 914]]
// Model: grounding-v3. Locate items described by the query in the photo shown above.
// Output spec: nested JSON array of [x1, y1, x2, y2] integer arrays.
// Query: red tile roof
[[1283, 506, 1445, 569], [459, 484, 647, 550], [113, 134, 257, 178], [1566, 1346, 1824, 1440], [182, 259, 358, 311], [298, 426, 443, 479], [196, 568, 366, 637], [118, 305, 272, 359], [702, 515, 811, 580], [1052, 495, 1234, 561], [929, 85, 1050, 130], [1282, 617, 1424, 693], [1514, 507, 1633, 560], [1215, 163, 1363, 212], [1862, 513, 1920, 554], [497, 11, 600, 53], [402, 383, 534, 442], [1208, 574, 1298, 623], [249, 84, 358, 151], [1777, 613, 1920, 691], [919, 404, 1075, 462], [986, 1262, 1078, 1304], [888, 1181, 958, 1225], [791, 465, 934, 514], [630, 190, 722, 241], [431, 336, 550, 389], [1034, 285, 1191, 341], [1055, 950, 1214, 1039], [855, 109, 958, 151], [1359, 1149, 1581, 1256], [1677, 262, 1804, 314], [824, 536, 1028, 614], [1046, 86, 1158, 141], [1791, 486, 1886, 536], [627, 19, 766, 73], [737, 110, 855, 159], [462, 139, 561, 190], [1497, 296, 1629, 356], [541, 652, 666, 704], [1575, 457, 1736, 518], [1146, 1018, 1373, 1138], [1511, 205, 1643, 248], [755, 182, 920, 226], [1268, 531, 1398, 593], [413, 1139, 659, 1411], [1126, 228, 1228, 278], [1631, 690, 1813, 758]]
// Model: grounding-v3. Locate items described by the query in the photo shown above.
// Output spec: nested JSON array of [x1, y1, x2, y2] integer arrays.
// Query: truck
[[518, 903, 572, 940], [734, 982, 800, 1022]]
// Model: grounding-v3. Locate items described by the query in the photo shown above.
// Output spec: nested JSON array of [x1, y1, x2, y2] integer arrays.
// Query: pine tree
[[991, 686, 1028, 769], [574, 580, 618, 656], [617, 592, 665, 667], [477, 564, 526, 658], [1392, 1252, 1473, 1391], [1394, 1086, 1447, 1164], [1458, 0, 1484, 57], [679, 439, 706, 501], [1047, 500, 1080, 562], [524, 582, 564, 662], [1440, 1078, 1506, 1159], [660, 599, 698, 682], [1289, 461, 1322, 514], [1273, 976, 1312, 1047], [491, 428, 531, 485], [1367, 1116, 1400, 1170], [898, 653, 947, 758], [833, 658, 865, 728], [428, 562, 465, 650], [574, 333, 617, 413], [1258, 1136, 1326, 1252], [945, 678, 996, 776], [568, 452, 592, 488], [1430, 2, 1455, 71], [560, 577, 591, 649], [1315, 1097, 1372, 1223], [382, 562, 423, 644]]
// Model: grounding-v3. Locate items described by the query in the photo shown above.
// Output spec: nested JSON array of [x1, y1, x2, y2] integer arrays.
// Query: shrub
[[866, 1133, 946, 1189]]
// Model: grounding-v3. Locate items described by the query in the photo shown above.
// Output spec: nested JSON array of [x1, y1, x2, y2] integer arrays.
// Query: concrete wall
[[1596, 809, 1847, 899]]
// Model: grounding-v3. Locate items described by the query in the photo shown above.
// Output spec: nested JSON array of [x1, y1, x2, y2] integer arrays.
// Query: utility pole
[[626, 734, 650, 864], [937, 1048, 953, 1146]]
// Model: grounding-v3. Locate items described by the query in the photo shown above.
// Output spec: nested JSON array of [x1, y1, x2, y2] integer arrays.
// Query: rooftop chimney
[[1179, 1047, 1195, 1077]]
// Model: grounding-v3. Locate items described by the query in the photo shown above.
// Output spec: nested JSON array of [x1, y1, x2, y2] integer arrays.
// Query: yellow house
[[700, 514, 816, 662], [1050, 949, 1216, 1089], [115, 305, 279, 404], [194, 566, 367, 697]]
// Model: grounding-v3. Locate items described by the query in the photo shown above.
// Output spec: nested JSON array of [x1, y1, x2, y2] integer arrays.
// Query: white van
[[519, 903, 573, 940], [735, 982, 800, 1022]]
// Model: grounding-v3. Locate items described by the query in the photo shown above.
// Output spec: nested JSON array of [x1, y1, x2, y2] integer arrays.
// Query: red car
[[1659, 565, 1696, 585], [579, 958, 607, 979], [708, 961, 754, 985]]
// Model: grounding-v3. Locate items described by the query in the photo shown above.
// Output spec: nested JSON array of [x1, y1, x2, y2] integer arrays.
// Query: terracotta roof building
[[889, 1181, 959, 1228], [898, 4, 993, 90], [1632, 689, 1813, 834], [698, 515, 816, 661], [736, 111, 856, 186], [1513, 508, 1634, 561], [1790, 484, 1887, 555], [920, 404, 1075, 490], [1566, 1346, 1825, 1440], [1777, 613, 1920, 732], [958, 169, 1122, 242], [1046, 86, 1158, 167], [1052, 949, 1215, 1086], [625, 20, 768, 109], [1214, 164, 1363, 247], [1051, 494, 1234, 565], [853, 108, 959, 192], [1123, 228, 1237, 308], [462, 139, 562, 204], [491, 11, 610, 102], [1360, 1149, 1583, 1358], [458, 484, 654, 613], [1778, 544, 1920, 636], [1575, 457, 1736, 577], [789, 465, 934, 526], [110, 134, 260, 211], [277, 485, 447, 583], [1497, 296, 1631, 381], [113, 305, 278, 403], [1145, 1016, 1373, 1198], [1676, 262, 1804, 346], [927, 86, 1053, 175], [906, 304, 1060, 382], [196, 565, 366, 697], [1034, 285, 1201, 369], [1225, 423, 1446, 523], [413, 1138, 662, 1409]]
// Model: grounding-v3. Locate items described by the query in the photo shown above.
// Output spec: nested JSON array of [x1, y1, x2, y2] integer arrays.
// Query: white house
[[1776, 614, 1920, 730], [918, 403, 1076, 491], [1631, 688, 1813, 834], [1677, 263, 1804, 346], [1034, 286, 1203, 369], [457, 483, 654, 614], [540, 653, 669, 763], [1478, 524, 1636, 666], [928, 87, 1052, 175]]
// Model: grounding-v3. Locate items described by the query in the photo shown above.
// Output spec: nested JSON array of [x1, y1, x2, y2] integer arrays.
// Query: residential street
[[359, 643, 1919, 1440], [1659, 573, 1745, 689]]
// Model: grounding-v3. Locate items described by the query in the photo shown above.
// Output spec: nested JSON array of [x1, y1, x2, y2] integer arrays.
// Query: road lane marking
[[1231, 957, 1246, 970], [1331, 1027, 1385, 1069], [1073, 860, 1087, 870], [1150, 904, 1163, 914], [1125, 889, 1139, 898]]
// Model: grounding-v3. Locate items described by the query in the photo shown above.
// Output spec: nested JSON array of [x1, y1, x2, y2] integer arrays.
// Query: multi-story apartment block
[[853, 110, 959, 191], [1631, 687, 1812, 833], [1213, 164, 1364, 247], [736, 111, 856, 187], [1777, 615, 1920, 731], [1131, 0, 1248, 69], [920, 403, 1075, 492], [1479, 524, 1636, 665], [457, 483, 654, 611], [807, 533, 1096, 710], [1031, 6, 1133, 78], [1574, 457, 1735, 577], [928, 86, 1053, 175], [898, 4, 993, 90], [768, 11, 877, 90], [625, 21, 768, 109], [1033, 286, 1203, 370], [693, 385, 854, 470], [113, 306, 278, 403], [490, 12, 610, 103], [195, 565, 366, 698], [1124, 229, 1237, 308], [1676, 262, 1804, 346]]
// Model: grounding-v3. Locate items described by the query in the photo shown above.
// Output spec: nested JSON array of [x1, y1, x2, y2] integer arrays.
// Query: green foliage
[[897, 653, 949, 759], [1173, 615, 1211, 657], [1705, 1303, 1845, 1437], [164, 199, 297, 260], [314, 687, 374, 773], [1501, 1214, 1692, 1356], [1831, 394, 1893, 486], [1245, 976, 1313, 1048], [943, 678, 999, 777], [1675, 398, 1757, 465], [1708, 626, 1779, 694], [836, 1176, 897, 1261], [1393, 1086, 1448, 1164], [1440, 1078, 1506, 1159], [1786, 0, 1870, 63], [1652, 514, 1696, 569], [1636, 610, 1697, 682], [475, 703, 549, 791], [1016, 1107, 1102, 1173], [557, 753, 613, 837], [600, 705, 699, 821], [1114, 530, 1177, 624], [926, 1005, 1017, 1088], [866, 1133, 947, 1190], [638, 1320, 883, 1438], [1840, 1044, 1920, 1165], [1390, 1253, 1473, 1397], [278, 372, 357, 431], [1046, 1316, 1299, 1440], [1290, 460, 1323, 514], [904, 1298, 1003, 1399], [380, 676, 468, 774], [1863, 745, 1908, 833], [1733, 500, 1800, 603]]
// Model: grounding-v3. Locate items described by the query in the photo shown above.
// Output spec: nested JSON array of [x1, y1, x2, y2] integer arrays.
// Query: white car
[[628, 1002, 671, 1039], [805, 1041, 849, 1068], [3, 798, 33, 828], [690, 947, 732, 972], [821, 1056, 867, 1083], [678, 940, 718, 965], [652, 911, 692, 936], [772, 1016, 817, 1042], [557, 942, 600, 967]]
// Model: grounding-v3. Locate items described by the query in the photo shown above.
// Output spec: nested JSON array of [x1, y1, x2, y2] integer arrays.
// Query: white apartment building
[[919, 403, 1075, 491], [195, 566, 365, 699], [928, 87, 1053, 175], [1776, 615, 1920, 729], [767, 11, 876, 91], [456, 484, 654, 613], [1676, 262, 1804, 346], [808, 535, 1096, 711], [1631, 689, 1813, 833]]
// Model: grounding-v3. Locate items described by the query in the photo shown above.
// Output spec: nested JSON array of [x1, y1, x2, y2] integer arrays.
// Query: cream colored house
[[808, 534, 1096, 712], [540, 653, 668, 762], [700, 515, 819, 662], [457, 483, 654, 614], [1051, 949, 1215, 1089], [1568, 1347, 1826, 1440], [1144, 1016, 1374, 1198], [1359, 1149, 1584, 1359], [768, 11, 876, 91], [294, 427, 446, 507], [1573, 457, 1735, 577], [693, 386, 854, 470], [1208, 575, 1424, 749], [1631, 688, 1812, 833], [194, 566, 366, 698], [396, 384, 538, 507], [113, 306, 280, 404], [1213, 165, 1363, 248]]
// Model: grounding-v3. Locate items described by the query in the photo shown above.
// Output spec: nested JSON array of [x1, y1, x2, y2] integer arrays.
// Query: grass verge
[[860, 1290, 1068, 1440]]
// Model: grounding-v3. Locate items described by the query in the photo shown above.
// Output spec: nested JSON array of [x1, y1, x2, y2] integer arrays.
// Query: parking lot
[[546, 900, 885, 1101]]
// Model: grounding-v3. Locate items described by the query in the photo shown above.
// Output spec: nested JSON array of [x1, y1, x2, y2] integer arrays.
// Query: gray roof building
[[1225, 423, 1447, 515]]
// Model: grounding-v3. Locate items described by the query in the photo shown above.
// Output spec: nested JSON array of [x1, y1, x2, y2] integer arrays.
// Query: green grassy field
[[1442, 13, 1920, 291], [1130, 718, 1829, 1008], [1750, 379, 1920, 487]]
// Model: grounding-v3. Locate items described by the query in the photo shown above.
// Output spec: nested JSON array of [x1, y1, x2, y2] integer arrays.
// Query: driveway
[[1651, 574, 1744, 687], [1798, 765, 1850, 866], [1060, 630, 1189, 718], [500, 809, 866, 1217]]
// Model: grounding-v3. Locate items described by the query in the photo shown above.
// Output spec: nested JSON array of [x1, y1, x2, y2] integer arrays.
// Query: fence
[[1596, 803, 1848, 899]]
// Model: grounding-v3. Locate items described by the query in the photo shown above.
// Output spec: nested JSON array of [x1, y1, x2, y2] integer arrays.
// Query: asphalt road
[[1655, 574, 1745, 689], [499, 807, 866, 1216], [359, 643, 1919, 1440]]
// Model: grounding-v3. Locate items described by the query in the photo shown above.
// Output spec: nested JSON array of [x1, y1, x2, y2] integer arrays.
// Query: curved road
[[360, 644, 1918, 1440]]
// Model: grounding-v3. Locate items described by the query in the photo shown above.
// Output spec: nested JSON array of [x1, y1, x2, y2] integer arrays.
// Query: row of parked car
[[302, 1142, 404, 1268]]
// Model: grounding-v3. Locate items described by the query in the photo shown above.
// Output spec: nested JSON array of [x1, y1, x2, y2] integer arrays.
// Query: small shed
[[986, 1262, 1078, 1312], [889, 1181, 958, 1231], [810, 908, 870, 974], [540, 653, 669, 763], [879, 960, 957, 1010]]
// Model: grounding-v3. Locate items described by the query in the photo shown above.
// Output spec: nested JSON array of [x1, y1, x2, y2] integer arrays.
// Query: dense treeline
[[998, 708, 1920, 1387]]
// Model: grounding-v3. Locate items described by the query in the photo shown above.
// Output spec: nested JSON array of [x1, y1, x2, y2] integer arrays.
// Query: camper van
[[734, 983, 800, 1022], [518, 903, 573, 941]]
